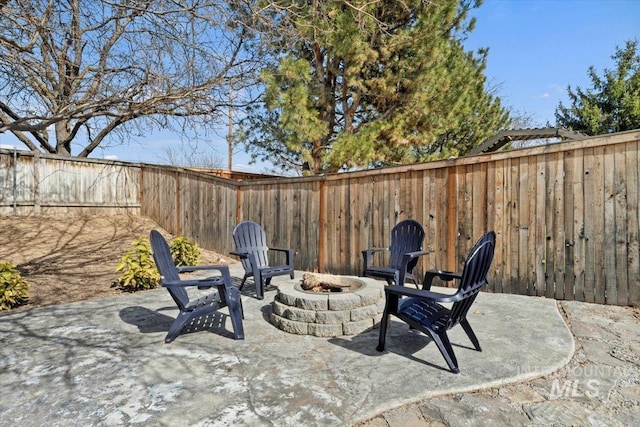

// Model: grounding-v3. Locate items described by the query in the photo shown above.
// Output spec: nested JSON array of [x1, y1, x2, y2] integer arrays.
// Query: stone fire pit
[[270, 273, 385, 337]]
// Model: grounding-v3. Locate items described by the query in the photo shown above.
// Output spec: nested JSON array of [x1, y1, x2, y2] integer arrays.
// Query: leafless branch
[[0, 0, 263, 156]]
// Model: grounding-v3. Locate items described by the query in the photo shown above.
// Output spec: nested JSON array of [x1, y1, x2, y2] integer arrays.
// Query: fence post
[[318, 179, 326, 272], [12, 148, 17, 215], [236, 183, 243, 224], [139, 165, 144, 216], [33, 151, 40, 215], [175, 170, 182, 235]]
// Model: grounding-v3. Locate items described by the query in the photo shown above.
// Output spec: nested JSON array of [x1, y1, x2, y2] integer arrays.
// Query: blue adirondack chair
[[362, 219, 426, 287], [149, 230, 244, 342], [377, 231, 496, 373], [231, 221, 294, 300]]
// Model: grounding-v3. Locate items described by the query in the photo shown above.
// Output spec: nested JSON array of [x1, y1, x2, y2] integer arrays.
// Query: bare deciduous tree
[[161, 140, 225, 169], [0, 0, 259, 157]]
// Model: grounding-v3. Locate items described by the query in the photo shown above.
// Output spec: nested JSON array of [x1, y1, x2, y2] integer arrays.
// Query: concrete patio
[[0, 264, 576, 426]]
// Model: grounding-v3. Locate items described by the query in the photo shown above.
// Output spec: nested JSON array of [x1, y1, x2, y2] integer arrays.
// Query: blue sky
[[1, 0, 639, 172], [465, 0, 640, 127]]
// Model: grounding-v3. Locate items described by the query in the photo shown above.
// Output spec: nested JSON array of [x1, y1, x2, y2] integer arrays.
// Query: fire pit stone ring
[[270, 274, 385, 337]]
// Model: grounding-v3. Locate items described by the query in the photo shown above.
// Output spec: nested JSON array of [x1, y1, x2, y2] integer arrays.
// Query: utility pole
[[227, 86, 233, 171]]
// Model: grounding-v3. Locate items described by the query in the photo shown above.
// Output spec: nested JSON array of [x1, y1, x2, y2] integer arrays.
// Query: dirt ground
[[0, 214, 233, 312]]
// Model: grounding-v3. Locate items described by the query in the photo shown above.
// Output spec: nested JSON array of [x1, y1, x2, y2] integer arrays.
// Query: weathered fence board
[[625, 141, 640, 307], [593, 145, 607, 304], [140, 166, 179, 232]]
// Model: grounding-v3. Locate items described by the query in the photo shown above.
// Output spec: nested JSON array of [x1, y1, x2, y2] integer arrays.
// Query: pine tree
[[555, 40, 640, 135], [240, 0, 510, 174]]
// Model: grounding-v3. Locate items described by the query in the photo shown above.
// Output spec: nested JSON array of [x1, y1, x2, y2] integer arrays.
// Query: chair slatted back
[[150, 230, 188, 310], [388, 220, 425, 272], [233, 221, 270, 271], [447, 231, 496, 329]]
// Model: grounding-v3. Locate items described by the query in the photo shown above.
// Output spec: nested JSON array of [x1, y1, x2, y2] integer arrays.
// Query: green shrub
[[0, 261, 29, 310], [115, 237, 160, 292], [169, 236, 201, 267]]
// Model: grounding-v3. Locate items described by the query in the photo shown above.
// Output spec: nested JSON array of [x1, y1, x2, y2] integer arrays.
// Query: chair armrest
[[404, 250, 431, 258], [230, 250, 260, 273], [230, 250, 248, 259], [384, 285, 464, 304], [362, 248, 387, 255], [269, 247, 294, 267], [168, 265, 232, 288], [269, 247, 290, 253], [177, 265, 230, 274], [423, 269, 462, 290], [161, 277, 227, 288], [395, 250, 431, 286], [362, 248, 388, 269]]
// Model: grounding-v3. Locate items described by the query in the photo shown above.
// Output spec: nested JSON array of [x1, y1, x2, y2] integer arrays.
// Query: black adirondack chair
[[231, 221, 294, 300], [362, 219, 426, 287], [377, 231, 496, 373], [149, 230, 244, 343]]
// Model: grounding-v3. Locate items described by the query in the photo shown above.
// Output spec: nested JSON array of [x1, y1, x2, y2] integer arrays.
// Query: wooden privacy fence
[[140, 130, 640, 307], [2, 130, 639, 306], [0, 149, 140, 215]]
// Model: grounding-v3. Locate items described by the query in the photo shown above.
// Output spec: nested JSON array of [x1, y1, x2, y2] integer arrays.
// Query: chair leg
[[165, 311, 193, 343], [239, 273, 250, 291], [395, 270, 406, 287], [377, 293, 399, 351], [377, 309, 391, 352], [430, 331, 460, 374], [255, 273, 264, 300], [376, 297, 398, 351], [460, 318, 482, 351]]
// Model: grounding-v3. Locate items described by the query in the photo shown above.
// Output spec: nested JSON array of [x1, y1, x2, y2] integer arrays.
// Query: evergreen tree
[[555, 40, 640, 135], [239, 0, 510, 174]]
